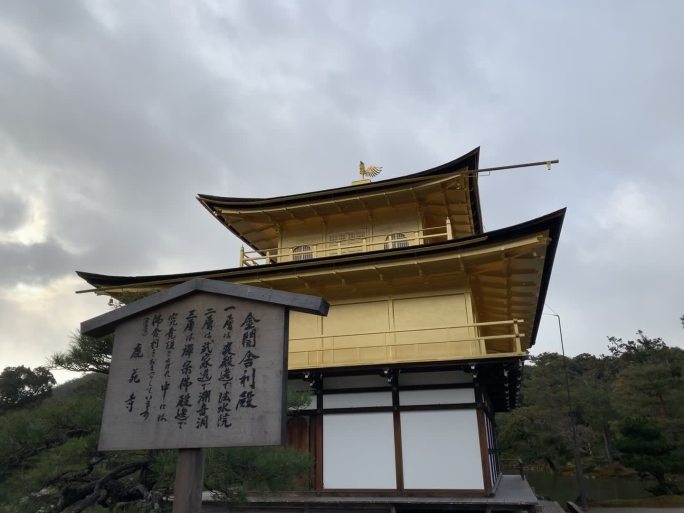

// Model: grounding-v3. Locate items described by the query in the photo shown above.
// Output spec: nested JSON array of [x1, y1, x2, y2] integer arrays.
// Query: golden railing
[[239, 225, 450, 267], [288, 319, 525, 369]]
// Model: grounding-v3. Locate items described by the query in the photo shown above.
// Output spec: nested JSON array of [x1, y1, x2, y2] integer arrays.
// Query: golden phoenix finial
[[359, 161, 382, 179]]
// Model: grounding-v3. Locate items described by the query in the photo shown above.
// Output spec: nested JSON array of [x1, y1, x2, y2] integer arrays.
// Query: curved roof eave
[[77, 208, 563, 290], [197, 147, 480, 209]]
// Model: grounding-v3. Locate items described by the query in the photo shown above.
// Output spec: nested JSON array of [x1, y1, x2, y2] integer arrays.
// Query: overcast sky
[[1, 1, 682, 382]]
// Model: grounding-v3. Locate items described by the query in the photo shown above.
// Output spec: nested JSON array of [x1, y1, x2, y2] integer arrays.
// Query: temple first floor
[[282, 359, 523, 497], [198, 358, 539, 512]]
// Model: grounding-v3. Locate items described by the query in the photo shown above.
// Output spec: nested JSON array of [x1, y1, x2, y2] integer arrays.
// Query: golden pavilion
[[78, 147, 564, 511]]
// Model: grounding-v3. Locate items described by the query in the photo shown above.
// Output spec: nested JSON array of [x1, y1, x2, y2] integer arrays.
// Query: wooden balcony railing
[[240, 225, 450, 267], [288, 319, 525, 369]]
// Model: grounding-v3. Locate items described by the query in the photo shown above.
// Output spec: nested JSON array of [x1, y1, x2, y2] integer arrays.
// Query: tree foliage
[[614, 418, 684, 494], [50, 333, 113, 374], [48, 292, 146, 375], [0, 366, 56, 414], [205, 446, 311, 499], [0, 374, 106, 510], [498, 327, 684, 494]]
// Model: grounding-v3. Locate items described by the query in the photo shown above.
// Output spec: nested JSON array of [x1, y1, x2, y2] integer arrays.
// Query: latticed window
[[384, 233, 408, 249], [293, 244, 313, 261]]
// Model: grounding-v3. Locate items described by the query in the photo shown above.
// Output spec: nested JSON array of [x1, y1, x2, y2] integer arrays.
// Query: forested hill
[[498, 331, 684, 494], [0, 373, 111, 511]]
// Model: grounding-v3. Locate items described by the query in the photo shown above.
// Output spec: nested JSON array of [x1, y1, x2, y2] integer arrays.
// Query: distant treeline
[[498, 330, 684, 494]]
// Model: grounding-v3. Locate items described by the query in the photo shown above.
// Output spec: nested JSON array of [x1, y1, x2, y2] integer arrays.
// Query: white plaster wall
[[324, 391, 392, 408], [323, 412, 396, 489], [399, 388, 475, 406], [401, 410, 483, 490]]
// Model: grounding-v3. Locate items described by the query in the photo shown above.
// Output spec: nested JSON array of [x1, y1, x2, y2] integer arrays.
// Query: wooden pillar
[[172, 448, 205, 513], [477, 409, 493, 496], [391, 371, 404, 491], [314, 382, 324, 491], [513, 319, 522, 353]]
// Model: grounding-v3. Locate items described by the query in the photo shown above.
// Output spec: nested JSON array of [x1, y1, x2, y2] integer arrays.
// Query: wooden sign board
[[81, 279, 328, 452], [101, 293, 287, 450]]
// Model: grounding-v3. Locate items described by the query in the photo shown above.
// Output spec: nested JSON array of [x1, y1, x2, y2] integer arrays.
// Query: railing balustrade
[[288, 319, 525, 368], [240, 225, 450, 267]]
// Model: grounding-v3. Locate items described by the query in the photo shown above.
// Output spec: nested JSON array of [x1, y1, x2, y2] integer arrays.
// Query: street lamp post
[[545, 310, 588, 510]]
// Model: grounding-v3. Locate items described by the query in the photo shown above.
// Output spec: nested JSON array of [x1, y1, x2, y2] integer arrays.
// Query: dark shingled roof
[[196, 147, 483, 238]]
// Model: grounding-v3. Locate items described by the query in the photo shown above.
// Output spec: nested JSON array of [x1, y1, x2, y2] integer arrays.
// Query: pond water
[[525, 471, 654, 505]]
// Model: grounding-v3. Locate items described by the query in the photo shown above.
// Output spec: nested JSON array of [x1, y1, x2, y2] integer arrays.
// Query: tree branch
[[61, 460, 149, 513]]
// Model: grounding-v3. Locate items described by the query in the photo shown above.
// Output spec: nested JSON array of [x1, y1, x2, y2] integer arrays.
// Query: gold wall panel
[[323, 301, 390, 336], [287, 292, 487, 369], [393, 294, 468, 330]]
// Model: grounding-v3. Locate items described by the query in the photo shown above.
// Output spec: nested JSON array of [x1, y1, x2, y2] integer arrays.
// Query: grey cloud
[[0, 192, 28, 231], [0, 239, 73, 285]]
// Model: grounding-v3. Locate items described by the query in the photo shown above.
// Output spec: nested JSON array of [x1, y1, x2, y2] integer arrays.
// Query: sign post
[[173, 449, 204, 513], [81, 279, 328, 512]]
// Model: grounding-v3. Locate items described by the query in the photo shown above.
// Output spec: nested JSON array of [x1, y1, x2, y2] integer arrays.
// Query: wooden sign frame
[[81, 278, 328, 513]]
